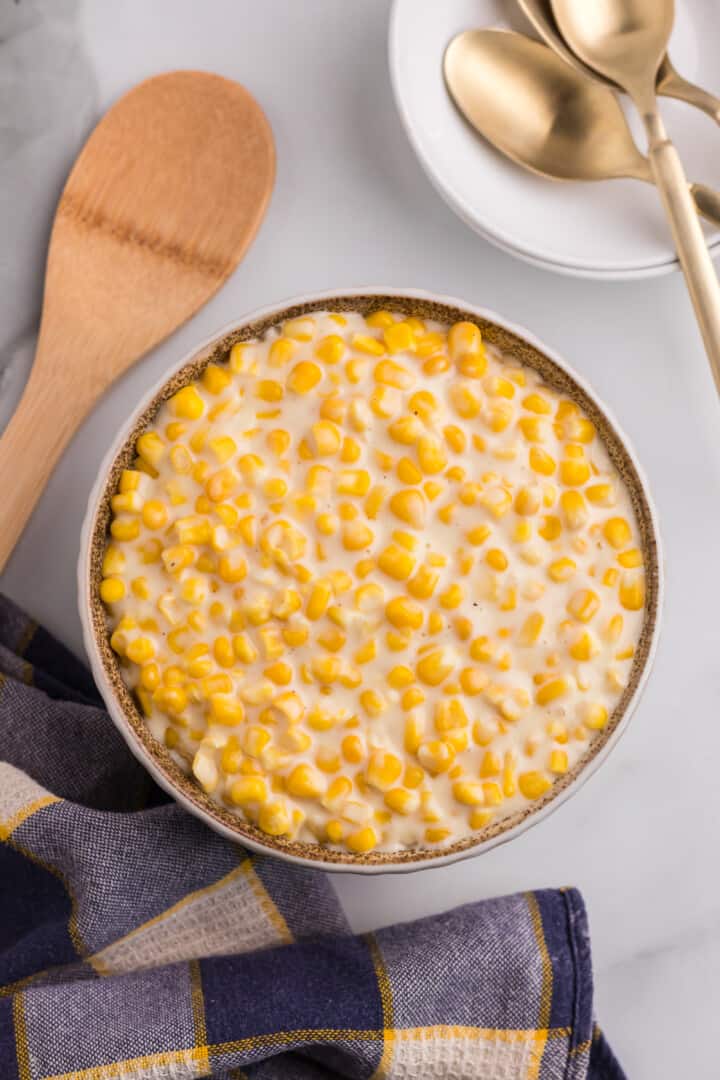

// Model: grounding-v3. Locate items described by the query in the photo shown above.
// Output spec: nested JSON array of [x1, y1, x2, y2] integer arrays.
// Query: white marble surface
[[2, 2, 719, 1075]]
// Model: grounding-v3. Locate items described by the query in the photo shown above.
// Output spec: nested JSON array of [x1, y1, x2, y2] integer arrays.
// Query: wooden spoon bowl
[[0, 70, 274, 572]]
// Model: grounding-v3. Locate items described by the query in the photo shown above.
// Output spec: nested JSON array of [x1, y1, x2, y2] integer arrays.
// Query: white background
[[3, 3, 720, 1076]]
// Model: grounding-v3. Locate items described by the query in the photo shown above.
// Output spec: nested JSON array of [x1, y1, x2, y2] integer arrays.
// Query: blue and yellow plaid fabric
[[0, 595, 625, 1079]]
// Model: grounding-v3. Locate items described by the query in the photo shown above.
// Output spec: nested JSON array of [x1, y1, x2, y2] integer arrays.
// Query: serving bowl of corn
[[79, 288, 662, 872]]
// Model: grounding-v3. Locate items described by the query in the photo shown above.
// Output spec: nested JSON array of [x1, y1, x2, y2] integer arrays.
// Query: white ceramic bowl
[[390, 0, 720, 278], [79, 287, 663, 873]]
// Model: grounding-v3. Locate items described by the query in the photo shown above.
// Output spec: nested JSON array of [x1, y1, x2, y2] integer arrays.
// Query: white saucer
[[389, 0, 720, 278]]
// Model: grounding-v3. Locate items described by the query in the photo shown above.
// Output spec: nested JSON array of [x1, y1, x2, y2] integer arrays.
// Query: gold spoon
[[443, 30, 720, 228], [519, 0, 720, 125], [551, 0, 720, 393]]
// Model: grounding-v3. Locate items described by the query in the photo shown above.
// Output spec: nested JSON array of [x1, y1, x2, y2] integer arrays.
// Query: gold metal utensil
[[443, 30, 720, 228], [551, 0, 720, 393], [519, 0, 720, 125]]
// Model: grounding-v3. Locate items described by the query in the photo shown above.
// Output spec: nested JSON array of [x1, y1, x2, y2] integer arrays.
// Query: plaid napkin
[[0, 594, 624, 1080]]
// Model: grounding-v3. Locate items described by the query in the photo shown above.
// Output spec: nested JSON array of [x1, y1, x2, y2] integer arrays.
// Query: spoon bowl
[[520, 0, 720, 124], [550, 0, 673, 101], [443, 29, 720, 227], [518, 0, 615, 86], [444, 30, 647, 183]]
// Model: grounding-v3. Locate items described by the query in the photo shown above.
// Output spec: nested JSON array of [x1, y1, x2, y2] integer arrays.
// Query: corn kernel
[[482, 782, 503, 806], [560, 451, 591, 487], [435, 698, 468, 733], [341, 734, 365, 765], [285, 764, 325, 800], [169, 386, 205, 421], [522, 392, 551, 414], [120, 469, 144, 494], [257, 800, 291, 836], [346, 826, 378, 853], [467, 809, 492, 830], [560, 491, 588, 531], [416, 648, 454, 686], [374, 355, 414, 389], [448, 381, 481, 419], [100, 577, 126, 604], [261, 660, 290, 686], [537, 516, 560, 543], [335, 469, 371, 498], [452, 781, 484, 806], [217, 554, 247, 584], [364, 310, 395, 330], [535, 678, 569, 706], [618, 548, 642, 569], [518, 771, 552, 800], [199, 363, 231, 396], [126, 637, 155, 665], [619, 572, 645, 611], [518, 416, 545, 442], [110, 516, 141, 542], [469, 636, 495, 662], [379, 319, 412, 353], [231, 345, 253, 380], [417, 739, 455, 775], [340, 521, 373, 552], [515, 486, 541, 516], [386, 596, 424, 630], [351, 332, 384, 356], [518, 612, 544, 646], [583, 703, 608, 730], [603, 516, 632, 550], [424, 827, 451, 844], [385, 488, 426, 530], [381, 787, 417, 816], [567, 589, 600, 623], [314, 777, 351, 817], [549, 750, 568, 775], [479, 750, 501, 778], [448, 321, 483, 363], [485, 548, 508, 572], [586, 483, 616, 506], [481, 486, 513, 517], [360, 689, 387, 717], [228, 776, 267, 807], [280, 316, 314, 342], [102, 546, 126, 576], [203, 695, 242, 732], [111, 490, 143, 514], [569, 630, 599, 661]]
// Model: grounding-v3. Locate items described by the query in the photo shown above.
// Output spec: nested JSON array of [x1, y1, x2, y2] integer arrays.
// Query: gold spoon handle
[[689, 183, 720, 231], [644, 112, 720, 394], [658, 67, 720, 126]]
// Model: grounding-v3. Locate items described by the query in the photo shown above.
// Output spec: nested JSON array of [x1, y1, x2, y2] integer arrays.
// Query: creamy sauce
[[102, 310, 645, 853]]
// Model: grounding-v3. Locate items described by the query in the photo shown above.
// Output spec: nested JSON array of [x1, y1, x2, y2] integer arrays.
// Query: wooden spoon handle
[[0, 368, 92, 572]]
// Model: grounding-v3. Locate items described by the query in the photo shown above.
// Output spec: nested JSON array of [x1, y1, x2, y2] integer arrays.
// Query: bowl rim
[[78, 286, 663, 874]]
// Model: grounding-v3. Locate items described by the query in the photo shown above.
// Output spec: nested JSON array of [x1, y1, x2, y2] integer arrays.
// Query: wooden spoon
[[0, 70, 275, 571]]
